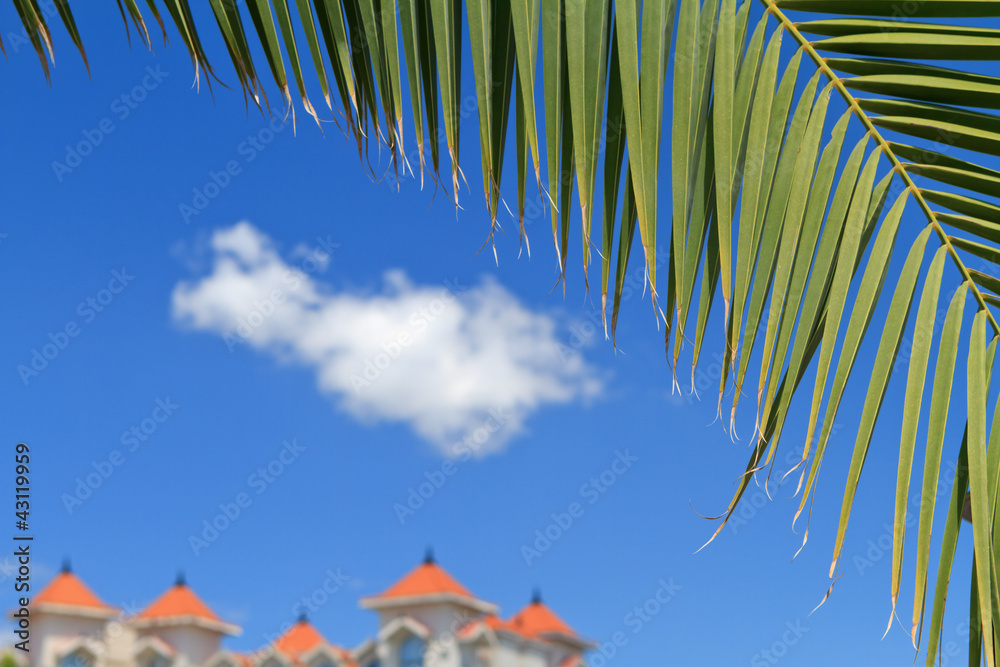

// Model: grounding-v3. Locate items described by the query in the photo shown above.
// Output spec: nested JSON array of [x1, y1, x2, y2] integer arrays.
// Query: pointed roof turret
[[132, 577, 240, 635], [508, 597, 594, 650], [272, 617, 353, 666], [360, 555, 496, 613], [33, 569, 117, 618], [274, 618, 326, 655]]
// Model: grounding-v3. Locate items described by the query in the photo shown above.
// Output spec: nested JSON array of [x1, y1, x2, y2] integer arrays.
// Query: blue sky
[[0, 2, 986, 665]]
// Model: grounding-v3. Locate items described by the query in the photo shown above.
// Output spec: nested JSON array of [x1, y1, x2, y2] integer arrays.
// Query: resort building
[[19, 556, 592, 667]]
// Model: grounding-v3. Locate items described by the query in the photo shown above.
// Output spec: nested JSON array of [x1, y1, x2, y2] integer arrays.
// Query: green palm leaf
[[20, 0, 1000, 659]]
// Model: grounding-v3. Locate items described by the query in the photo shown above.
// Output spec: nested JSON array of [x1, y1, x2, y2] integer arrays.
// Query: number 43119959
[[15, 443, 29, 521]]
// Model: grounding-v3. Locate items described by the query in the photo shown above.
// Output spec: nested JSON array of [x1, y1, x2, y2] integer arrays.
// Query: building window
[[400, 637, 424, 667], [59, 652, 90, 667]]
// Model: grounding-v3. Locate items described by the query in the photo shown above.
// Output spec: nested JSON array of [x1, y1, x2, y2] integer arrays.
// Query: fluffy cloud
[[171, 222, 602, 456]]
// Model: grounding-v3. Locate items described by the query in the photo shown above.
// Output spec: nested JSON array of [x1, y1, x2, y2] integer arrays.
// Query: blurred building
[[19, 556, 592, 667]]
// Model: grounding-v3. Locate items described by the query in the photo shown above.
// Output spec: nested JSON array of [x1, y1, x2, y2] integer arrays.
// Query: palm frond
[[17, 0, 1000, 660]]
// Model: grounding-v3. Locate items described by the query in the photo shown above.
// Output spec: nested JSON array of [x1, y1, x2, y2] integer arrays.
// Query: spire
[[134, 577, 240, 636], [35, 569, 117, 615], [510, 598, 577, 638], [61, 557, 72, 574], [360, 557, 496, 614], [273, 617, 329, 656], [508, 598, 595, 650], [531, 587, 542, 604], [175, 570, 186, 587], [424, 546, 435, 565]]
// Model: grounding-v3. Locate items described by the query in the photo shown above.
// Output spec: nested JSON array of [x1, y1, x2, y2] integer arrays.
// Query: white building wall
[[135, 627, 221, 666], [21, 601, 583, 667], [492, 637, 547, 667], [377, 603, 480, 667], [99, 625, 140, 667], [33, 614, 109, 667]]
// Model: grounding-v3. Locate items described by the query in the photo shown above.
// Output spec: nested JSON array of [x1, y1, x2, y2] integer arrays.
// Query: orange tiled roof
[[483, 615, 510, 631], [34, 571, 115, 611], [374, 561, 476, 600], [273, 618, 354, 667], [274, 619, 325, 655], [137, 583, 222, 622], [509, 601, 577, 638], [457, 614, 535, 642], [215, 652, 254, 667], [484, 614, 531, 638], [137, 635, 176, 657]]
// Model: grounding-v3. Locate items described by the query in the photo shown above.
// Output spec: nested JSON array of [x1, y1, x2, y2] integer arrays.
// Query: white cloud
[[171, 222, 602, 456]]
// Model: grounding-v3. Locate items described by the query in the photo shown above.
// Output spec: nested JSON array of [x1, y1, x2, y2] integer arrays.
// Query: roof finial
[[175, 570, 186, 587], [61, 557, 72, 574], [297, 611, 308, 624], [531, 587, 542, 604], [424, 546, 435, 565]]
